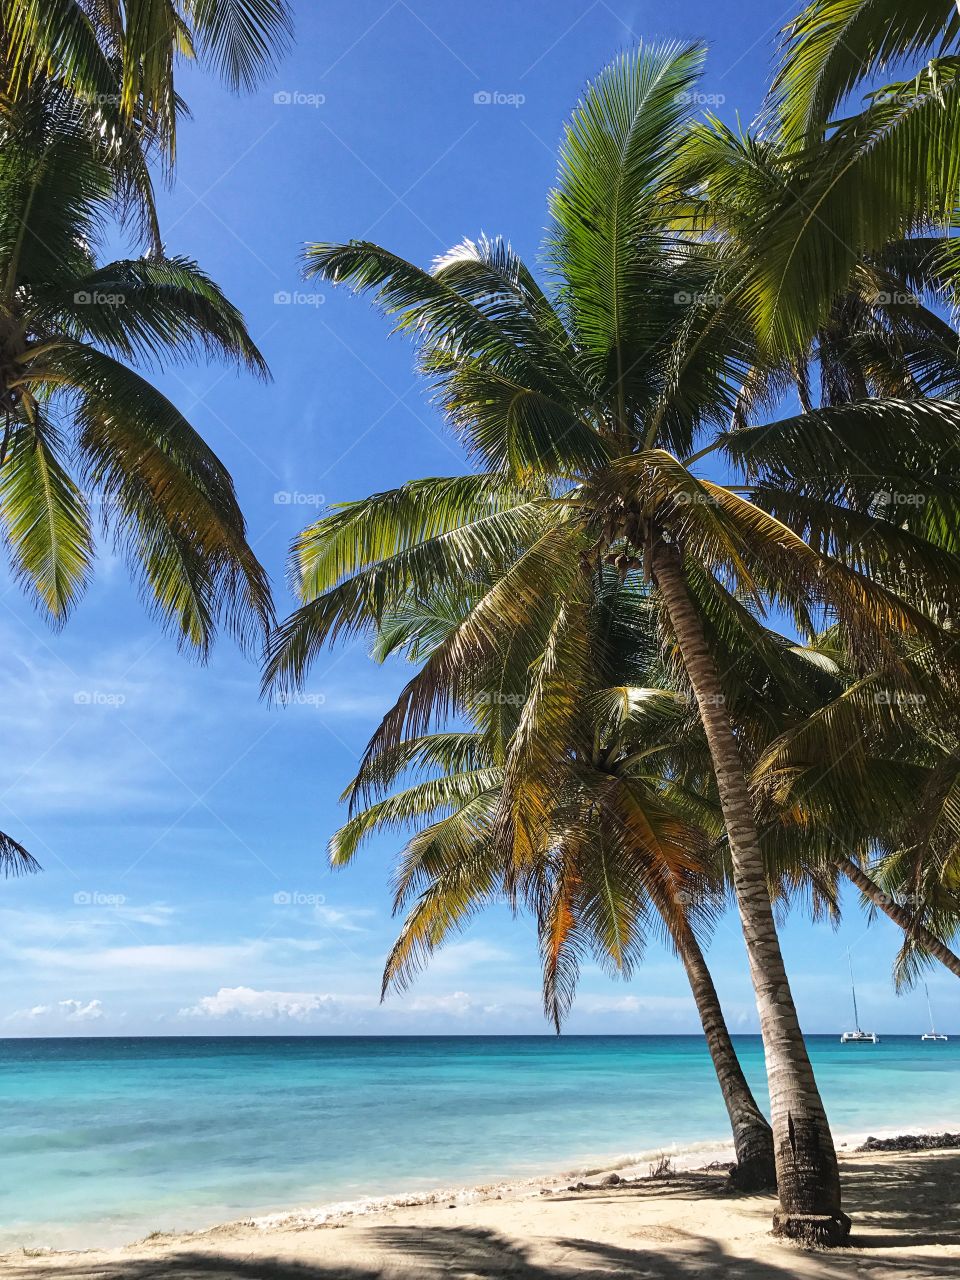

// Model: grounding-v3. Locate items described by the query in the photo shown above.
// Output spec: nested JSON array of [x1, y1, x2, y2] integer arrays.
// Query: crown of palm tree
[[0, 77, 273, 653], [4, 0, 293, 158]]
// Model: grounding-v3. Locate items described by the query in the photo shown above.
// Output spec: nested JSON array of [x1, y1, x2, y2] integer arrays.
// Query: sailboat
[[921, 984, 948, 1042], [840, 953, 879, 1044]]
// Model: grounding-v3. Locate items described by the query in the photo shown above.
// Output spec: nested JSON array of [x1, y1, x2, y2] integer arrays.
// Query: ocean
[[1, 1034, 957, 1250]]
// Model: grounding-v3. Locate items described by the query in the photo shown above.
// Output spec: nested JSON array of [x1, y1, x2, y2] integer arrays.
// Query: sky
[[1, 0, 952, 1038]]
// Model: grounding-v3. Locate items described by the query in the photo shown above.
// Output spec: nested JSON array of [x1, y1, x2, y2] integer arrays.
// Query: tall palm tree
[[333, 572, 777, 1189], [0, 71, 272, 656], [267, 45, 960, 1240], [4, 0, 293, 159]]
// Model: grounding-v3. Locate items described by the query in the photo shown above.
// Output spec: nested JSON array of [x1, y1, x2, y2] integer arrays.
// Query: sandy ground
[[5, 1148, 959, 1280]]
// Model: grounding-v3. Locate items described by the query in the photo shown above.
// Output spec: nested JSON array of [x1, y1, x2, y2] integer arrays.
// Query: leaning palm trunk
[[669, 913, 776, 1189], [839, 856, 960, 981], [652, 542, 849, 1243]]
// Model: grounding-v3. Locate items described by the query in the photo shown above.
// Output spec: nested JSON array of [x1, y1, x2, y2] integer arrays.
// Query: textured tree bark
[[838, 856, 960, 980], [672, 916, 777, 1190], [652, 541, 850, 1244]]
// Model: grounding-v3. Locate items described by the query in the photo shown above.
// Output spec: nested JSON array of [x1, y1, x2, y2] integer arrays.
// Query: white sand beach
[[6, 1146, 959, 1280]]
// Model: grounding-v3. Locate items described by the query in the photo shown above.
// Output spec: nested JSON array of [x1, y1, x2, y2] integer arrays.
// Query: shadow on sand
[[5, 1153, 958, 1279]]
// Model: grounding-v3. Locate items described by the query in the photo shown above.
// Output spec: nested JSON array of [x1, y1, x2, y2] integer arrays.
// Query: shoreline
[[6, 1146, 960, 1280], [8, 1121, 957, 1258]]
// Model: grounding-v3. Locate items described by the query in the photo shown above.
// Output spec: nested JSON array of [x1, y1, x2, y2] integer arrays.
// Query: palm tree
[[332, 572, 777, 1189], [675, 114, 960, 384], [771, 1, 960, 146], [754, 636, 960, 985], [267, 45, 960, 1240], [717, 1, 960, 349], [4, 0, 293, 158], [0, 76, 272, 651]]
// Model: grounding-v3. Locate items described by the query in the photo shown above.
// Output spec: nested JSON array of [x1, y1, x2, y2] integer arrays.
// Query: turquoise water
[[1, 1035, 958, 1249]]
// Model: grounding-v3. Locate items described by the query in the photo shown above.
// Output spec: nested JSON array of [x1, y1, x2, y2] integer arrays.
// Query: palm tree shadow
[[6, 1219, 959, 1280], [843, 1151, 960, 1250]]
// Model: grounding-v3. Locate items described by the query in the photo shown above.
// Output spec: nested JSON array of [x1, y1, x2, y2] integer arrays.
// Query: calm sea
[[1, 1034, 957, 1249]]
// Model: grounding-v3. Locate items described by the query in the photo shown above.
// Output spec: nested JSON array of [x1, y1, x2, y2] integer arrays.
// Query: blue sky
[[1, 0, 952, 1038]]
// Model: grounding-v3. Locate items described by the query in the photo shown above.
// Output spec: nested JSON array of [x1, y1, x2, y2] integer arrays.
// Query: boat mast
[[849, 953, 860, 1032], [925, 983, 937, 1036]]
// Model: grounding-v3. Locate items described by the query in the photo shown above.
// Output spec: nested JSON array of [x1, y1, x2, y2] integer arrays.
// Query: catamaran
[[921, 983, 948, 1041], [840, 954, 879, 1044]]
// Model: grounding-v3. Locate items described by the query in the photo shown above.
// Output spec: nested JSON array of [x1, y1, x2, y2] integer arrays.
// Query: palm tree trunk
[[671, 915, 777, 1189], [838, 856, 960, 980], [652, 541, 850, 1244]]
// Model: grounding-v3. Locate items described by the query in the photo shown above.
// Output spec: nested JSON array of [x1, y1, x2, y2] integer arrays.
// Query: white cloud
[[7, 997, 104, 1024], [22, 941, 266, 975], [179, 985, 343, 1021]]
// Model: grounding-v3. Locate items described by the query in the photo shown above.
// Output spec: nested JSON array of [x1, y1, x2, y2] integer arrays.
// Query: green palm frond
[[5, 0, 293, 156], [330, 769, 502, 867], [771, 0, 960, 143], [32, 256, 269, 375], [0, 415, 93, 621], [0, 828, 41, 877]]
